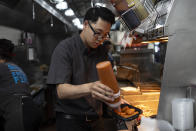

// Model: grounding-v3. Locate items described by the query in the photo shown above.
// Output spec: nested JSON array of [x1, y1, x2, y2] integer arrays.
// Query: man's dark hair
[[0, 39, 15, 61], [84, 6, 115, 25]]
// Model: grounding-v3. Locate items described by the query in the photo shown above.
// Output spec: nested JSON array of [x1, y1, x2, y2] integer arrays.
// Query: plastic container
[[172, 98, 195, 130]]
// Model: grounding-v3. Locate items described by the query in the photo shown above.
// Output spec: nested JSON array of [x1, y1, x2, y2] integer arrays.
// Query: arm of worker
[[56, 81, 115, 102]]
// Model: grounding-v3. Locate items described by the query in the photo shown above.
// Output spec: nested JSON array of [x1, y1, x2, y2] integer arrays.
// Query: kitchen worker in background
[[0, 39, 41, 131], [103, 40, 114, 67], [47, 7, 117, 131]]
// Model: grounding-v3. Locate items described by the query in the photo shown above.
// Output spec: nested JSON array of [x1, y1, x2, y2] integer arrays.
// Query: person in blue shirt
[[0, 39, 41, 131]]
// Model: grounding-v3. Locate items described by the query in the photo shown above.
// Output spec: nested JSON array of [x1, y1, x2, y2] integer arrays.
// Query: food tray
[[111, 104, 142, 121]]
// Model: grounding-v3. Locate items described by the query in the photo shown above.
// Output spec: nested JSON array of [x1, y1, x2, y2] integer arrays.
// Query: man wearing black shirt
[[47, 7, 116, 131], [0, 39, 41, 131]]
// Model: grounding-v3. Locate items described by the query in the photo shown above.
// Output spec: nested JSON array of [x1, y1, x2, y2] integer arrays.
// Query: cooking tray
[[111, 104, 142, 121]]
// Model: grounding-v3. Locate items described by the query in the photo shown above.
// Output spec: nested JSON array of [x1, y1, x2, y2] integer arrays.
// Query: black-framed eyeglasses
[[88, 21, 110, 40]]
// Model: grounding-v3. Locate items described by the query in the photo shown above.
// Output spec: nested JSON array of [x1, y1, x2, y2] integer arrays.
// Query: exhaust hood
[[0, 0, 77, 33]]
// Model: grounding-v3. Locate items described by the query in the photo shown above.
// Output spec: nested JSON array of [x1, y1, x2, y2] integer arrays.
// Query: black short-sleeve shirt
[[47, 34, 108, 115]]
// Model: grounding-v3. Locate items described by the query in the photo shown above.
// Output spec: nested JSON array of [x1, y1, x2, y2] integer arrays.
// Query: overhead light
[[94, 3, 106, 7], [77, 24, 83, 29], [91, 0, 110, 7], [72, 18, 83, 29], [56, 2, 68, 10], [50, 0, 64, 4], [65, 9, 74, 16], [55, 0, 64, 2], [72, 18, 80, 25]]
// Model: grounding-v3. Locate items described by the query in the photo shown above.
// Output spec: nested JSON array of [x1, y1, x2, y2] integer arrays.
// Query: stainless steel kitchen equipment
[[157, 0, 196, 128]]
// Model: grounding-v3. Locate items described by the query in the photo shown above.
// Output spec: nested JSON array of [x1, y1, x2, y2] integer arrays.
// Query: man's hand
[[90, 81, 114, 102], [120, 98, 129, 104]]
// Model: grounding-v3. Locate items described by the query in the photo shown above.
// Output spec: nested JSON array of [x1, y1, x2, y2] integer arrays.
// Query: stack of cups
[[172, 98, 195, 130], [96, 61, 121, 108]]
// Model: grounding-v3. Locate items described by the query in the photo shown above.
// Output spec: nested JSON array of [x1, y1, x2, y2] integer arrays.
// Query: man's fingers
[[91, 82, 114, 98], [91, 90, 114, 102], [95, 81, 113, 93], [121, 99, 130, 104]]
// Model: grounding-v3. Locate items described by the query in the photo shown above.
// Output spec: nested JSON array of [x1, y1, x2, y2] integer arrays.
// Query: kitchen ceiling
[[66, 0, 91, 18], [0, 0, 168, 33], [43, 0, 165, 19]]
